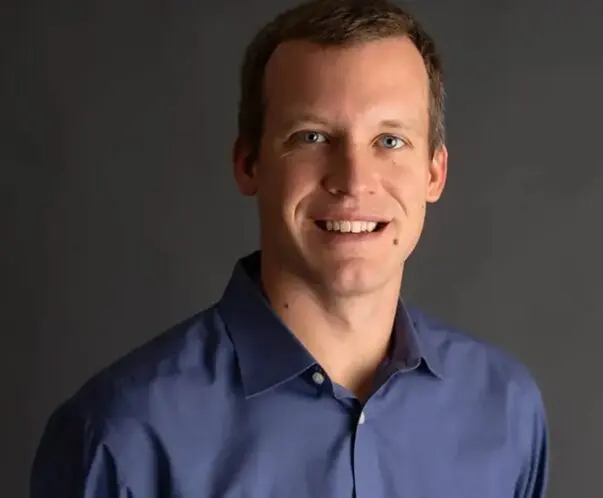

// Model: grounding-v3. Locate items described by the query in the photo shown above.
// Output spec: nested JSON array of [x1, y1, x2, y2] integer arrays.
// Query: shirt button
[[312, 371, 325, 385], [358, 411, 366, 424]]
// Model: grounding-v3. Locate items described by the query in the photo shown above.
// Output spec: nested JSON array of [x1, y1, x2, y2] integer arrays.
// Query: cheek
[[386, 163, 430, 208], [286, 152, 324, 187], [257, 158, 320, 214]]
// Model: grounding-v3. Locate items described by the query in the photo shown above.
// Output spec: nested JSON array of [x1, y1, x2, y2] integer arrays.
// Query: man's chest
[[134, 390, 521, 498]]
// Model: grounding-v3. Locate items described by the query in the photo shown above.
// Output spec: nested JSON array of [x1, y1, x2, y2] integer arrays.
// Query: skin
[[233, 36, 448, 398]]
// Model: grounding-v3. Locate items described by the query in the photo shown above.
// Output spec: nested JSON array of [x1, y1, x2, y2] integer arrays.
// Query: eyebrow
[[279, 112, 331, 131], [279, 112, 421, 134], [378, 118, 420, 132]]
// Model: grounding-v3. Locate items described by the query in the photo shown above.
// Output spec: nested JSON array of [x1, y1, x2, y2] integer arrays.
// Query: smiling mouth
[[314, 220, 389, 234]]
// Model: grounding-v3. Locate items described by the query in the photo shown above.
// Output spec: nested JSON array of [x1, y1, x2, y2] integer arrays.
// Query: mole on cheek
[[284, 303, 289, 309], [393, 238, 399, 246]]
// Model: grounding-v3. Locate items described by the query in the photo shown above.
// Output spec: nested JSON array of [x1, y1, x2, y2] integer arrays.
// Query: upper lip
[[311, 211, 390, 223]]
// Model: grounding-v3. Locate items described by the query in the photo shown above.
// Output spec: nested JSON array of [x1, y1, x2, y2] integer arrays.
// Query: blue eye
[[378, 135, 405, 149], [301, 131, 327, 143]]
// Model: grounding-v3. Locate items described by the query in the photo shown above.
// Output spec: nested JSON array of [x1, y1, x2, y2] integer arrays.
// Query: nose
[[322, 144, 378, 197]]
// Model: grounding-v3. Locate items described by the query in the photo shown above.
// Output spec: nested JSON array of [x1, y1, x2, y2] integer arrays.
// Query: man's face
[[234, 36, 447, 297]]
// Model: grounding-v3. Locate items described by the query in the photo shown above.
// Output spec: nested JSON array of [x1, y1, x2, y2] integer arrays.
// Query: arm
[[30, 401, 121, 498], [515, 384, 549, 498]]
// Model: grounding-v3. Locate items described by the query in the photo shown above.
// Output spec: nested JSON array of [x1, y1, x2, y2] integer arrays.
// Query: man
[[31, 0, 549, 496]]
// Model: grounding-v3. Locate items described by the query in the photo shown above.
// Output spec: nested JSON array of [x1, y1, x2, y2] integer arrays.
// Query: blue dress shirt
[[30, 251, 548, 497]]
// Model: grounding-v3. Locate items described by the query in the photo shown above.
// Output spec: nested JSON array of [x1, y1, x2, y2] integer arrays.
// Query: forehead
[[263, 37, 430, 128]]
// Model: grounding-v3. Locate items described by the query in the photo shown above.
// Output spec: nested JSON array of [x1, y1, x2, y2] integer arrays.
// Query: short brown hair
[[237, 0, 445, 160]]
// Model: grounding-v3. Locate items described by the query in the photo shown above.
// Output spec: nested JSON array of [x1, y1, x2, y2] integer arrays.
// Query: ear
[[426, 144, 448, 203], [232, 137, 258, 196]]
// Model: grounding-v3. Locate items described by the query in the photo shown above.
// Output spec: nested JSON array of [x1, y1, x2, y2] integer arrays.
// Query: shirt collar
[[396, 302, 446, 379], [218, 251, 444, 398]]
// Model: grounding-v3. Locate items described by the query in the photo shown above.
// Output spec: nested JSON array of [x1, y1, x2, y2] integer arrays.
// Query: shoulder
[[407, 305, 549, 494], [57, 303, 234, 427], [31, 304, 236, 493], [408, 305, 545, 411]]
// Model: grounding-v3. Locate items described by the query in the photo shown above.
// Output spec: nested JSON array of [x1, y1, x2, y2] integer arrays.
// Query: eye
[[376, 134, 405, 150], [298, 131, 328, 144]]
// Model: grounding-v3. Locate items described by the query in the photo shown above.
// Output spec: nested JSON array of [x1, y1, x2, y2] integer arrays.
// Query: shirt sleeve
[[30, 401, 122, 498], [515, 383, 549, 498]]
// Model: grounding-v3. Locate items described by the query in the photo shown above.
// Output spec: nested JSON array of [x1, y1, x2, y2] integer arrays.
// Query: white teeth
[[323, 220, 379, 233]]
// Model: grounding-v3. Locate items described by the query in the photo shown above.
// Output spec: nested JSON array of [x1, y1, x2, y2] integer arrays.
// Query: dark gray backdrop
[[4, 0, 603, 496]]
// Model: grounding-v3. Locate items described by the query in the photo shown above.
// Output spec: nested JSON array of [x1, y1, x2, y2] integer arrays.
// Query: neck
[[260, 255, 403, 399]]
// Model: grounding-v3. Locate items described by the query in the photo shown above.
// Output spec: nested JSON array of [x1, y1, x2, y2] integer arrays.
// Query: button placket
[[351, 402, 383, 497]]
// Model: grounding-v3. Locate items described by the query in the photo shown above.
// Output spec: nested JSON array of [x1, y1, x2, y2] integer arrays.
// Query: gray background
[[4, 0, 602, 496]]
